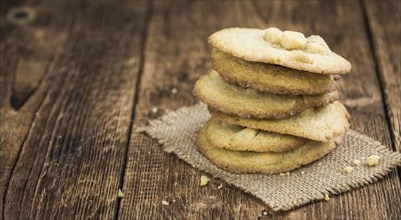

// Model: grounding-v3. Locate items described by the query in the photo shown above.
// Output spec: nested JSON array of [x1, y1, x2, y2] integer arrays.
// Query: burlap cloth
[[137, 103, 401, 211]]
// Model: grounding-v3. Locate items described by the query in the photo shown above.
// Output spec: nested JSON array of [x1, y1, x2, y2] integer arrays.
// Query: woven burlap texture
[[137, 103, 401, 211]]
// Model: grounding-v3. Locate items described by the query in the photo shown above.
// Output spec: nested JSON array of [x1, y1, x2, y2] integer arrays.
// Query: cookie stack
[[193, 27, 351, 174]]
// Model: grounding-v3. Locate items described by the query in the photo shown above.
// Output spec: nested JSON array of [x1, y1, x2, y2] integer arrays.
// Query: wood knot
[[6, 6, 36, 25]]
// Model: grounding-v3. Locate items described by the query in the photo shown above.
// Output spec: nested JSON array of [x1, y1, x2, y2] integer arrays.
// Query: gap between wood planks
[[114, 1, 154, 220], [1, 54, 55, 220], [360, 0, 401, 184], [2, 98, 44, 220], [2, 1, 152, 218], [1, 1, 397, 219], [115, 1, 401, 219], [359, 0, 397, 154]]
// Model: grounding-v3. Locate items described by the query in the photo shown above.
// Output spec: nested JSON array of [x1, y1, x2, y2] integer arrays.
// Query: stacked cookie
[[193, 27, 351, 174]]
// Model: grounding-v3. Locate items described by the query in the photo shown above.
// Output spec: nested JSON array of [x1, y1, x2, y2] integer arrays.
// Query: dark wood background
[[1, 0, 400, 219]]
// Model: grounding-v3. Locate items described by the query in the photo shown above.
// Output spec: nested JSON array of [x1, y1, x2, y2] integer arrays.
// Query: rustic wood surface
[[1, 0, 400, 219]]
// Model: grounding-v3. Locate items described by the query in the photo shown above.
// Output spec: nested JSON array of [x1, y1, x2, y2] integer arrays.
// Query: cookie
[[211, 49, 337, 95], [208, 27, 351, 74], [193, 70, 339, 119], [196, 126, 338, 174], [204, 118, 307, 152], [209, 101, 350, 142]]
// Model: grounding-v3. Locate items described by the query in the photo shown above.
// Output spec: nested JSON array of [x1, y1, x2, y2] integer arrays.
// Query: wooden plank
[[0, 1, 148, 219], [119, 0, 401, 219], [364, 0, 401, 153], [118, 2, 264, 219]]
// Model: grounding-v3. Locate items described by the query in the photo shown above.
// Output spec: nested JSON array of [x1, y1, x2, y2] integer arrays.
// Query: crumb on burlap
[[366, 155, 380, 167], [344, 166, 353, 174], [353, 159, 361, 167]]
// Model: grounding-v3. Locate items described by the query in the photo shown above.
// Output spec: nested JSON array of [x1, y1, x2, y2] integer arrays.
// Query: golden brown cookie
[[211, 49, 337, 95], [208, 27, 351, 74], [209, 101, 350, 142], [193, 70, 339, 119], [204, 118, 307, 152], [196, 125, 339, 174]]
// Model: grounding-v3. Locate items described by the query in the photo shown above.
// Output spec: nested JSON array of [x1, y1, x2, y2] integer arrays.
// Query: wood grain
[[1, 1, 148, 219], [364, 0, 401, 154], [119, 0, 401, 219], [1, 0, 400, 219], [118, 1, 264, 219]]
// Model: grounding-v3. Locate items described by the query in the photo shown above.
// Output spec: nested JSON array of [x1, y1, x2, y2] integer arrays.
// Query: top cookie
[[208, 27, 351, 74]]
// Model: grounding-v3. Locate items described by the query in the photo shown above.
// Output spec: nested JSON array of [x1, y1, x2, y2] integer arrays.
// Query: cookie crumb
[[324, 193, 330, 201], [173, 182, 178, 186], [171, 88, 177, 94], [344, 166, 353, 174], [279, 173, 286, 176], [118, 189, 125, 198], [285, 172, 290, 176], [151, 107, 158, 113], [262, 209, 269, 216], [366, 155, 380, 167], [318, 162, 322, 166], [161, 200, 169, 206], [200, 175, 210, 186], [353, 159, 361, 167], [301, 171, 305, 175], [217, 184, 223, 189]]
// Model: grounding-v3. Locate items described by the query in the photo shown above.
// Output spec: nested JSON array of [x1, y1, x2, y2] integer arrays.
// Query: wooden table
[[1, 0, 400, 219]]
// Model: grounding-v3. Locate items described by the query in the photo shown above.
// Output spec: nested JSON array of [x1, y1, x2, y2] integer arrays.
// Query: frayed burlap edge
[[136, 103, 401, 211]]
